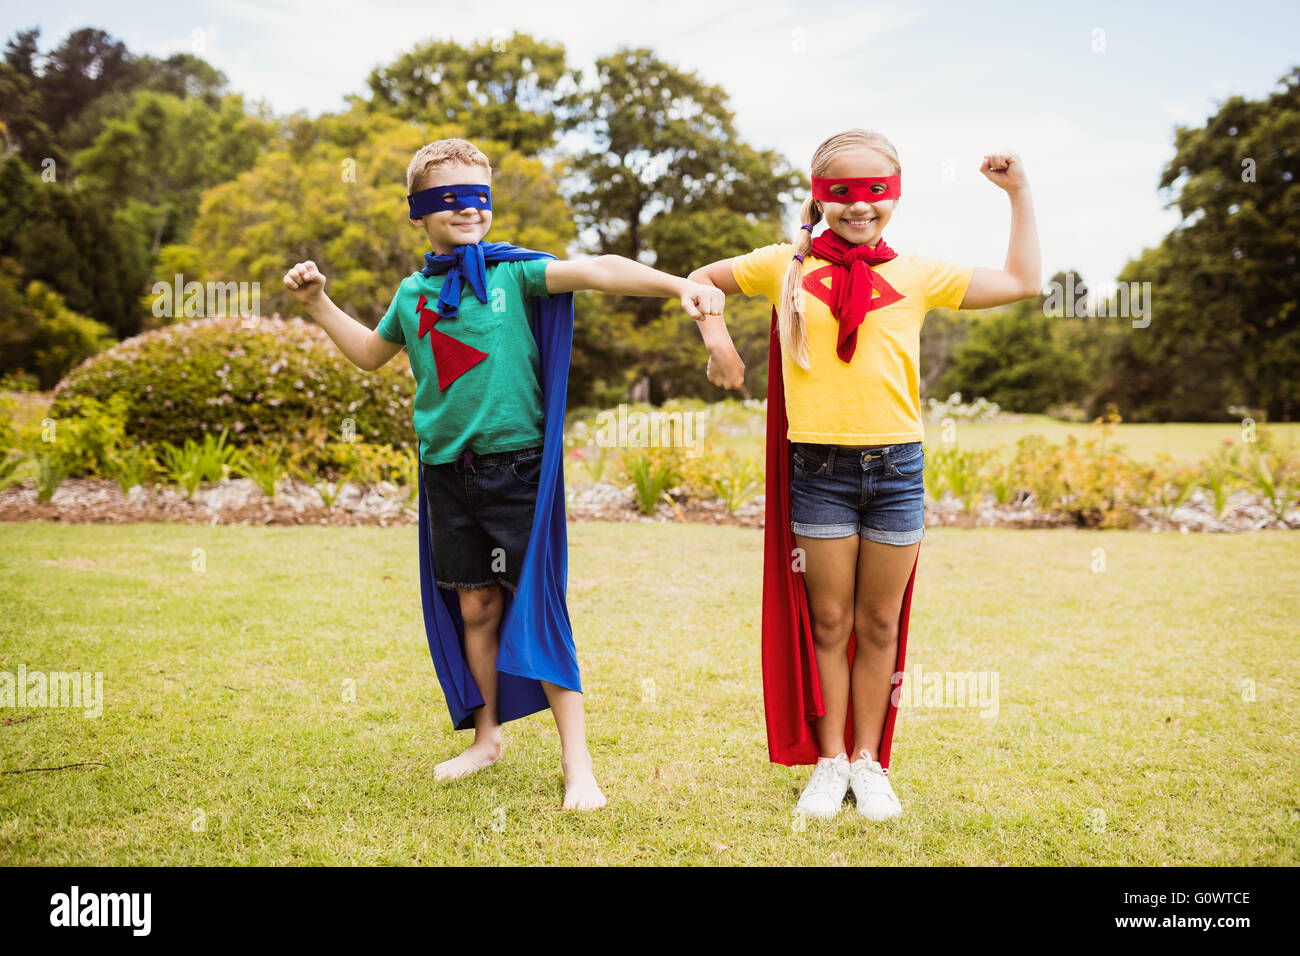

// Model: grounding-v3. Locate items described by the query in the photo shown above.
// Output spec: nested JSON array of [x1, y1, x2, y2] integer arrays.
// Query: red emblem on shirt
[[416, 294, 488, 391], [801, 265, 904, 313]]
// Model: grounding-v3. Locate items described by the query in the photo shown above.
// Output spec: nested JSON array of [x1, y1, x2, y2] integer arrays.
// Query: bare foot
[[434, 737, 503, 782], [561, 754, 607, 811]]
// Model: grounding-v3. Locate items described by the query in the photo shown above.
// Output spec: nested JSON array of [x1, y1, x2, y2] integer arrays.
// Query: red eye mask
[[812, 175, 901, 203]]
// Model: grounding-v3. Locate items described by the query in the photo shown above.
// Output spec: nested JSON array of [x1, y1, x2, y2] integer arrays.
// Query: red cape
[[760, 307, 918, 769]]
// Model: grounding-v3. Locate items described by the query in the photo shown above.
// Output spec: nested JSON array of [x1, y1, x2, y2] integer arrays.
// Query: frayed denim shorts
[[422, 446, 542, 592], [789, 441, 925, 545]]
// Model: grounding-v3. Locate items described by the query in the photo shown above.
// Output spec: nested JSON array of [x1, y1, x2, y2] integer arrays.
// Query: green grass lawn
[[700, 413, 1300, 467], [1, 521, 1296, 866], [924, 415, 1300, 464], [563, 406, 1300, 490]]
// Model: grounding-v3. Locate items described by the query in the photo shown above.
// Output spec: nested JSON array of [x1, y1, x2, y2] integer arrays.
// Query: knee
[[810, 603, 853, 650], [459, 586, 503, 628], [855, 606, 899, 651]]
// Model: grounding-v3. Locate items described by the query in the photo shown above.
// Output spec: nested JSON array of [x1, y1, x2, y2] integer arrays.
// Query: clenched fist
[[283, 260, 327, 305], [707, 344, 746, 391], [680, 281, 726, 321], [978, 152, 1029, 192]]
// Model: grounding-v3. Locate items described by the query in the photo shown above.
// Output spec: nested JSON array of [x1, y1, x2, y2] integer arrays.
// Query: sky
[[4, 0, 1296, 287]]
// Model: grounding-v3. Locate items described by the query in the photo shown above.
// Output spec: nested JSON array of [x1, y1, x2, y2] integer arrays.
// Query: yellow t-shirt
[[732, 242, 973, 444]]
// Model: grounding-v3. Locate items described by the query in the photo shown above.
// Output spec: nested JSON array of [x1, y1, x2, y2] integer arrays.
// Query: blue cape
[[413, 243, 579, 730]]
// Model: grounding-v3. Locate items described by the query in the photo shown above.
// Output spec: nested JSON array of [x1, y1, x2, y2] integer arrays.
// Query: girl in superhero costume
[[689, 128, 1040, 819]]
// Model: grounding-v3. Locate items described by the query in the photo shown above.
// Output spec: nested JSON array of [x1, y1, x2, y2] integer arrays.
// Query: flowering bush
[[925, 392, 1001, 424], [48, 315, 415, 472]]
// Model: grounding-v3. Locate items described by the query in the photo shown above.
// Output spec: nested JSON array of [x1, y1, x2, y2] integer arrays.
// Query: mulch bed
[[1, 479, 1294, 532]]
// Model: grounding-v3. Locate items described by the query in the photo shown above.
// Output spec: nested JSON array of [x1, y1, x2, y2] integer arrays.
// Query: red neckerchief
[[808, 229, 899, 363]]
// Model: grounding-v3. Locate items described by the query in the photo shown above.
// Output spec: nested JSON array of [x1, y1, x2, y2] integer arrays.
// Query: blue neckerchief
[[422, 241, 542, 319]]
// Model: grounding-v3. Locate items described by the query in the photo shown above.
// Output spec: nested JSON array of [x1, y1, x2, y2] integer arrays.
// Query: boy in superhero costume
[[284, 138, 725, 810]]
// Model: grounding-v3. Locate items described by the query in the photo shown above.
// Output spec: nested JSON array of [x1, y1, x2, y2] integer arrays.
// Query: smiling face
[[817, 149, 899, 248], [410, 162, 493, 253]]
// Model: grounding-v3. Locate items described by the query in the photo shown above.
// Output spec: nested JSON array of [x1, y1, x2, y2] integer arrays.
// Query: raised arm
[[959, 152, 1042, 310], [283, 260, 403, 371]]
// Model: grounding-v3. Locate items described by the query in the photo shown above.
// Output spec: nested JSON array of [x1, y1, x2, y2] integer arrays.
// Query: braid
[[778, 197, 821, 370]]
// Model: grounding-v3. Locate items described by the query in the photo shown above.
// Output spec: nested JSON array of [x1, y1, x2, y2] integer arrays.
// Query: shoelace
[[807, 757, 846, 794], [852, 754, 896, 799]]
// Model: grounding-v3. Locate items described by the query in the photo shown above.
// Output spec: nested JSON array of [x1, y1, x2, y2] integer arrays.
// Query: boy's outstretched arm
[[547, 254, 745, 390], [283, 260, 404, 371], [959, 151, 1042, 310], [544, 255, 721, 314]]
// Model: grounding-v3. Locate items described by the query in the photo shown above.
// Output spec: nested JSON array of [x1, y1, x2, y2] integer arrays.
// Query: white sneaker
[[849, 749, 902, 820], [795, 753, 851, 818]]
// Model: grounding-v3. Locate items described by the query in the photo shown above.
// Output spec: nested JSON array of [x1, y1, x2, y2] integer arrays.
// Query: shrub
[[324, 439, 411, 485], [16, 394, 132, 479], [48, 315, 416, 472], [157, 427, 243, 498], [0, 450, 26, 494], [1008, 409, 1151, 528], [622, 449, 681, 515], [706, 454, 765, 513], [238, 441, 289, 498], [0, 392, 19, 453], [104, 444, 158, 494]]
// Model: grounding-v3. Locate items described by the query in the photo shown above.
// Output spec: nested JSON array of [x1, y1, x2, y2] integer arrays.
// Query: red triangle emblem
[[414, 293, 488, 391]]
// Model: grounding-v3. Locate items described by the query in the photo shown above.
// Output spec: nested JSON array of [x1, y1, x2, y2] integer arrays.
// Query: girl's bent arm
[[687, 259, 744, 351], [687, 259, 746, 389], [960, 156, 1042, 310], [688, 259, 744, 297]]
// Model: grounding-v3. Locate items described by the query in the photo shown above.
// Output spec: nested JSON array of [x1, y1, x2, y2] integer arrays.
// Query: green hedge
[[49, 315, 416, 465]]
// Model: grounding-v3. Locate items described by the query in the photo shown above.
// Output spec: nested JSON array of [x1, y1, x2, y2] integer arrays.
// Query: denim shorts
[[422, 446, 542, 592], [790, 441, 926, 545]]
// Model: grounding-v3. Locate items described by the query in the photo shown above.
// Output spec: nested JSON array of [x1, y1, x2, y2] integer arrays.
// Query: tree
[[364, 33, 576, 155], [919, 308, 969, 400], [1, 27, 232, 167], [1101, 66, 1299, 421], [180, 110, 575, 327], [0, 60, 53, 161], [0, 155, 151, 340], [73, 90, 273, 254], [559, 48, 801, 330], [939, 300, 1087, 413], [0, 259, 116, 389], [3, 28, 39, 77], [33, 28, 140, 136]]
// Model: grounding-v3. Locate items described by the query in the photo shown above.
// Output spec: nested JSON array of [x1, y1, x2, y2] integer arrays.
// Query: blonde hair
[[778, 129, 902, 370], [406, 138, 493, 194]]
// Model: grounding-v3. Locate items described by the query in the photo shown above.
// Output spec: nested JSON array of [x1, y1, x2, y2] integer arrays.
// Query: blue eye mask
[[407, 183, 492, 219]]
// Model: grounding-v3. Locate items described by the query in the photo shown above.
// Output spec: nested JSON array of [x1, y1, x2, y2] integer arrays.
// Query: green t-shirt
[[375, 258, 552, 465]]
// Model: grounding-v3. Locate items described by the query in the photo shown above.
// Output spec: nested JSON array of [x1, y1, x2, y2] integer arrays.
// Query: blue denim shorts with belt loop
[[421, 445, 542, 592], [789, 441, 926, 545]]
